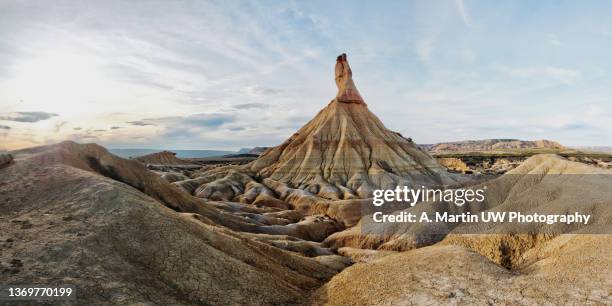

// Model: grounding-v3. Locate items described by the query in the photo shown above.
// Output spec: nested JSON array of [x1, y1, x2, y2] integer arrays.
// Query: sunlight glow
[[10, 47, 112, 116]]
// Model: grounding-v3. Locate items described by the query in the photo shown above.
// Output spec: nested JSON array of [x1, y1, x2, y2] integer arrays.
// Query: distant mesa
[[236, 147, 271, 155], [109, 148, 236, 159], [422, 138, 565, 154], [134, 150, 194, 166], [420, 139, 568, 174], [236, 147, 253, 154], [248, 147, 270, 155]]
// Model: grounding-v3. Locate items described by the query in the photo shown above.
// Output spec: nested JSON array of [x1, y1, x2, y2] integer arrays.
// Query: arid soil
[[1, 142, 350, 305], [312, 235, 611, 305]]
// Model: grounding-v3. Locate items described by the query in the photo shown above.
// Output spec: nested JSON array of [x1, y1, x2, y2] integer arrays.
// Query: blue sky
[[1, 0, 611, 150]]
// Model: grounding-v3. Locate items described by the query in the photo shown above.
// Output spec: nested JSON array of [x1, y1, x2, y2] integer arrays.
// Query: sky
[[1, 0, 611, 151]]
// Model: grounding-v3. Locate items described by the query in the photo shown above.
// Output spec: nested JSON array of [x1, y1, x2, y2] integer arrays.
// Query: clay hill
[[423, 138, 565, 153], [134, 150, 193, 165], [249, 54, 451, 193], [1, 141, 352, 305]]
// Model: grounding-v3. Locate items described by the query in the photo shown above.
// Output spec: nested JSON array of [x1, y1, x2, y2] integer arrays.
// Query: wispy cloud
[[500, 66, 583, 85], [130, 113, 235, 129], [233, 103, 269, 109], [416, 34, 438, 62], [1, 1, 612, 149], [548, 34, 561, 46], [0, 112, 58, 122], [127, 120, 157, 127], [53, 121, 67, 132], [455, 0, 471, 26], [0, 125, 10, 130]]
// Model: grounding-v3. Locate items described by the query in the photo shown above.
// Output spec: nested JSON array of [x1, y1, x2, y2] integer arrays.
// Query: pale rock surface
[[312, 237, 611, 305]]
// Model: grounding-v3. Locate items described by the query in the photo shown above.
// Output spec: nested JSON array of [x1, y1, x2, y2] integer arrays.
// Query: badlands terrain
[[1, 54, 610, 305], [427, 139, 612, 174], [420, 138, 566, 153]]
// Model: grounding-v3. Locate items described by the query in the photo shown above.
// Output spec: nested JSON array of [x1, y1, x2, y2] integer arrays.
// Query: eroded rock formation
[[334, 53, 364, 104], [192, 54, 454, 206]]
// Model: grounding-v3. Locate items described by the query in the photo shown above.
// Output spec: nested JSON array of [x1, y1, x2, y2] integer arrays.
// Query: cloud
[[127, 120, 157, 126], [416, 34, 437, 62], [562, 122, 594, 130], [94, 129, 106, 132], [1, 1, 611, 149], [132, 113, 235, 129], [0, 125, 10, 130], [233, 103, 269, 109], [455, 0, 471, 26], [180, 113, 235, 127], [54, 121, 67, 132], [111, 126, 122, 130], [500, 66, 583, 84], [548, 34, 561, 46], [239, 85, 282, 97], [0, 112, 59, 122], [73, 127, 82, 130]]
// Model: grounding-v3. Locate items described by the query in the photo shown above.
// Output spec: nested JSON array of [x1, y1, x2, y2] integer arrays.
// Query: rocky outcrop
[[247, 97, 452, 197], [334, 53, 364, 104], [186, 54, 456, 210], [436, 156, 525, 174], [437, 157, 469, 173]]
